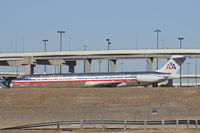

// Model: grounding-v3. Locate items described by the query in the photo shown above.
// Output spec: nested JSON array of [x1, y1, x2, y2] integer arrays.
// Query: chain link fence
[[0, 105, 198, 127]]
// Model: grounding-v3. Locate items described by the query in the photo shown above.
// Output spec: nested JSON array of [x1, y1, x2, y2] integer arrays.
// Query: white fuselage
[[10, 72, 170, 88]]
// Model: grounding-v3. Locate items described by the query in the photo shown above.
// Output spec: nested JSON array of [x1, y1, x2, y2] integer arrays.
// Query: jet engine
[[136, 74, 159, 83]]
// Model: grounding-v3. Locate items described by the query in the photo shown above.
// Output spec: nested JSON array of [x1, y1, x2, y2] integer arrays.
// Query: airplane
[[3, 55, 188, 88]]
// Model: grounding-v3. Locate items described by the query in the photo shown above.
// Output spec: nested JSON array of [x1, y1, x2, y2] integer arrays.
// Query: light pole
[[106, 39, 111, 72], [57, 30, 65, 73], [57, 30, 65, 51], [43, 40, 48, 73], [187, 62, 190, 87], [178, 37, 184, 49], [83, 44, 87, 73], [178, 37, 184, 87], [154, 29, 161, 70]]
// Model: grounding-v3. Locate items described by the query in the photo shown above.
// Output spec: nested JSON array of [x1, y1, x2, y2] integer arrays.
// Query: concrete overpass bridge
[[0, 49, 200, 75]]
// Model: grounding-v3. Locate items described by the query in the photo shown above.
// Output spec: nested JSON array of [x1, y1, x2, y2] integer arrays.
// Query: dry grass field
[[0, 86, 200, 133], [0, 87, 200, 111], [0, 87, 200, 108]]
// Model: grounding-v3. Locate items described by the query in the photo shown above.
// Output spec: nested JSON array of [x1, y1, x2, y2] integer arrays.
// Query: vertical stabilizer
[[157, 55, 188, 74]]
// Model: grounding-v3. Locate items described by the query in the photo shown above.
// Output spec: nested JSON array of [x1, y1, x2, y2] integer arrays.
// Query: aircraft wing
[[85, 81, 125, 87]]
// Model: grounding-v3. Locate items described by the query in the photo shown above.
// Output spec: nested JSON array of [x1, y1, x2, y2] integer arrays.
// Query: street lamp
[[178, 37, 184, 87], [57, 30, 65, 73], [154, 29, 161, 70], [106, 39, 111, 50], [43, 40, 48, 52], [42, 40, 48, 73], [83, 44, 87, 73], [106, 39, 111, 72], [178, 37, 184, 49], [57, 30, 65, 51]]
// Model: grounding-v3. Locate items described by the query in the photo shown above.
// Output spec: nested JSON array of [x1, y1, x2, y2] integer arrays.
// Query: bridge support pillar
[[110, 59, 116, 72], [66, 61, 76, 73], [147, 57, 153, 71], [22, 56, 36, 75], [85, 59, 92, 73], [25, 64, 35, 75]]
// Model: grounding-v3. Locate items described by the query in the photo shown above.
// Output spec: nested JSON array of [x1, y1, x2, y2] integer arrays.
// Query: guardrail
[[1, 120, 199, 130]]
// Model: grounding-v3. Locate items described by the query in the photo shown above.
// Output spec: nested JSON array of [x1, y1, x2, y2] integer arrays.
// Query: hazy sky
[[0, 0, 200, 79]]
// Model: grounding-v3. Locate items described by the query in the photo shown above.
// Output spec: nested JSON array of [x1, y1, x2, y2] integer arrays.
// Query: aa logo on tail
[[166, 62, 176, 70]]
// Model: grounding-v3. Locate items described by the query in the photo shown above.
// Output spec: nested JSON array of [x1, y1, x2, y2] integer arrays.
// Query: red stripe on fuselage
[[12, 78, 136, 84]]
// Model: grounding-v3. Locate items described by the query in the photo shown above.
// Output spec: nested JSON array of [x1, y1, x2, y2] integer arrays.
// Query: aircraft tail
[[157, 55, 188, 74]]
